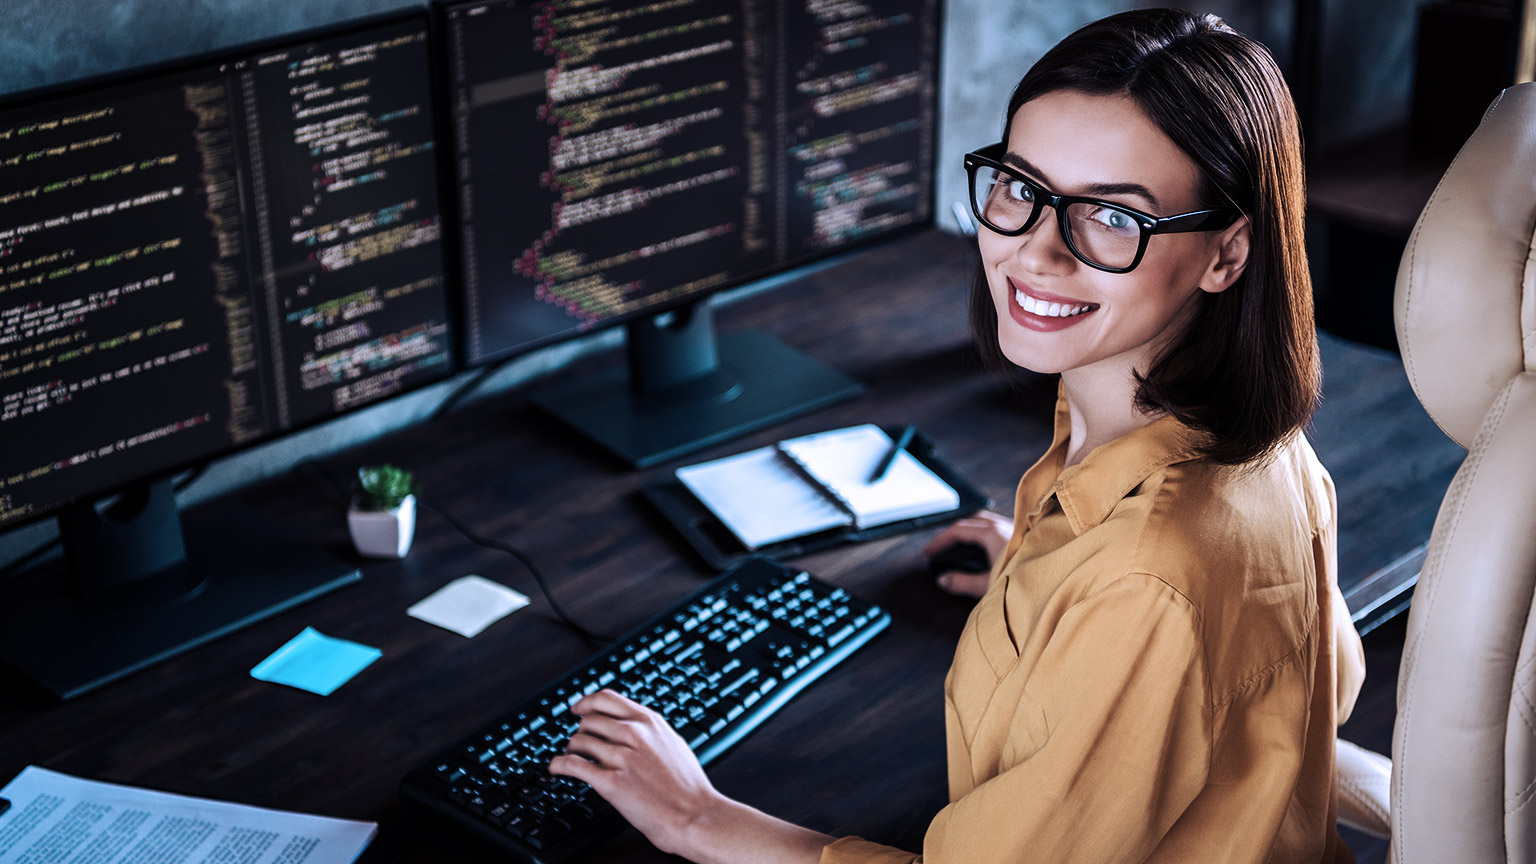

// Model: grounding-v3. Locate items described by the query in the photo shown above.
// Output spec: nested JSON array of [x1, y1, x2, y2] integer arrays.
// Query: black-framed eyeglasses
[[963, 143, 1241, 274]]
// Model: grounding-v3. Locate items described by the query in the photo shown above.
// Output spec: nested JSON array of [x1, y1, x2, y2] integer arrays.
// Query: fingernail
[[937, 574, 950, 589]]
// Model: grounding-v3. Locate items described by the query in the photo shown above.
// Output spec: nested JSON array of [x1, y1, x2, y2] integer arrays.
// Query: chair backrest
[[1391, 82, 1536, 862]]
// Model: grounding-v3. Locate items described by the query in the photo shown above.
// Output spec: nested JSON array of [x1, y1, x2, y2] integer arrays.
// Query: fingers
[[548, 751, 598, 783], [563, 726, 627, 766], [922, 511, 1012, 558], [921, 516, 981, 555], [921, 513, 1006, 555], [567, 711, 632, 747], [548, 682, 725, 857], [554, 689, 669, 776], [935, 569, 990, 598], [548, 711, 635, 786], [572, 688, 648, 719]]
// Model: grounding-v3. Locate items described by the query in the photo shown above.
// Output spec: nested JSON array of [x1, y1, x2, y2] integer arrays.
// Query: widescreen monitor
[[443, 0, 940, 465], [0, 11, 454, 698]]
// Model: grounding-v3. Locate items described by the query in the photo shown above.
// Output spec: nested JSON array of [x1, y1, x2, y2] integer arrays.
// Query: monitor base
[[534, 328, 863, 468], [0, 501, 360, 701]]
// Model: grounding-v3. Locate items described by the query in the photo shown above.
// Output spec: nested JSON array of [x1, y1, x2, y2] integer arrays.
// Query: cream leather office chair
[[1333, 82, 1536, 860]]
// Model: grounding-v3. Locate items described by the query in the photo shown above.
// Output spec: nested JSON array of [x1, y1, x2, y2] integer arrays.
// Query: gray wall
[[1, 0, 418, 93], [933, 0, 1302, 233], [0, 0, 1421, 556], [1306, 0, 1424, 151]]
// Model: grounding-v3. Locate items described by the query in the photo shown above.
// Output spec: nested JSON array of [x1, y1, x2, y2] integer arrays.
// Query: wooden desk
[[0, 229, 1463, 861]]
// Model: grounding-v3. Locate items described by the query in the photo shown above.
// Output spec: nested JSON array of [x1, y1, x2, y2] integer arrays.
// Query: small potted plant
[[347, 464, 419, 559]]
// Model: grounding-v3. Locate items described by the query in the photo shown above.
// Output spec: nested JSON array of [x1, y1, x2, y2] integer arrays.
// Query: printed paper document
[[0, 766, 375, 864]]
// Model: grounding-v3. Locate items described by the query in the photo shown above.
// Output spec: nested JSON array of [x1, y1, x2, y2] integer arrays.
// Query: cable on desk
[[296, 459, 353, 506], [418, 497, 615, 646], [293, 459, 613, 645]]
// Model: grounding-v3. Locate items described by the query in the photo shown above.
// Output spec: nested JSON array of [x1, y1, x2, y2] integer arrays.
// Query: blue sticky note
[[250, 627, 381, 696]]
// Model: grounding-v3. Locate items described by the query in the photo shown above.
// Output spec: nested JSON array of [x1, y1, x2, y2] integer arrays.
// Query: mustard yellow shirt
[[823, 392, 1366, 864]]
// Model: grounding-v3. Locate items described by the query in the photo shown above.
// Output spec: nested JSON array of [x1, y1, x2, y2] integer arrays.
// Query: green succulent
[[355, 464, 419, 511]]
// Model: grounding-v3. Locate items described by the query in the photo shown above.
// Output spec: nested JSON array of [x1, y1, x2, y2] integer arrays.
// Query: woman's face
[[978, 90, 1238, 379]]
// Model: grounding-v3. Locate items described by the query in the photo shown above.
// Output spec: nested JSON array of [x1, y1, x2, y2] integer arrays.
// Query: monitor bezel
[[433, 0, 945, 370], [0, 8, 460, 536]]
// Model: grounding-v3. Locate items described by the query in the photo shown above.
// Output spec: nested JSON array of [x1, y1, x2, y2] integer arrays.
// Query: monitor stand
[[0, 478, 360, 700], [533, 302, 863, 467]]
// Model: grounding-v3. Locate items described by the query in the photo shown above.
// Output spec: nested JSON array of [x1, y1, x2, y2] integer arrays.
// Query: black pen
[[868, 425, 916, 483]]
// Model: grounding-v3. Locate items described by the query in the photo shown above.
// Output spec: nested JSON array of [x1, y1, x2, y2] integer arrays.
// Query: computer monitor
[[443, 0, 939, 466], [0, 12, 454, 699]]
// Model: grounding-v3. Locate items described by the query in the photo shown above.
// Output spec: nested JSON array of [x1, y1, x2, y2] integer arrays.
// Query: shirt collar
[[1015, 382, 1200, 537]]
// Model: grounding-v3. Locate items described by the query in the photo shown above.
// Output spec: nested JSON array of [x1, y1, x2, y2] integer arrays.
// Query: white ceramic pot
[[347, 494, 416, 559]]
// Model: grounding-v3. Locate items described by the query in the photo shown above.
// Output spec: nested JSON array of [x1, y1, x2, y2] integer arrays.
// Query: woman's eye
[[1006, 180, 1034, 203], [1092, 207, 1135, 232]]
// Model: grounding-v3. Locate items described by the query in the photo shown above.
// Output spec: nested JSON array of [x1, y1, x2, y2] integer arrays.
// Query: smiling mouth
[[1014, 287, 1098, 319]]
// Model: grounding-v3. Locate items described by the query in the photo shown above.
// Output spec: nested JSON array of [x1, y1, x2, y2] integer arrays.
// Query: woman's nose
[[1014, 205, 1075, 273]]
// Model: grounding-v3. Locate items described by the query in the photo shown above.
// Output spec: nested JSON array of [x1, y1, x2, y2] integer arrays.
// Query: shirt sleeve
[[821, 575, 1211, 864], [1331, 581, 1366, 724]]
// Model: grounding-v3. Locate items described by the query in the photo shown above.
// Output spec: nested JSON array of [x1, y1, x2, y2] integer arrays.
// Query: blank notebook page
[[675, 446, 851, 549], [778, 425, 959, 528]]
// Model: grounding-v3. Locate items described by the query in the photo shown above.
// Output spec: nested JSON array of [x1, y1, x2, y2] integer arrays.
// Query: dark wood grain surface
[[0, 229, 1461, 861]]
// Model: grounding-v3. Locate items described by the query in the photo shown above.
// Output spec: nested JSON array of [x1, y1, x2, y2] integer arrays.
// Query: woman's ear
[[1198, 215, 1250, 294]]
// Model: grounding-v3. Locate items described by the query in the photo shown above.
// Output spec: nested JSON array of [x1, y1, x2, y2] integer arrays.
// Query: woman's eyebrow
[[1001, 151, 1163, 211]]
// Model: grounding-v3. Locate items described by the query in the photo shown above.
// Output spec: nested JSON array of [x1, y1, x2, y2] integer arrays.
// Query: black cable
[[5, 460, 607, 646], [418, 497, 613, 646], [296, 458, 353, 505], [295, 459, 610, 645]]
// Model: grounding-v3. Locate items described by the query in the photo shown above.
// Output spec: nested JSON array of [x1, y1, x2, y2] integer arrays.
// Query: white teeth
[[1015, 288, 1093, 318]]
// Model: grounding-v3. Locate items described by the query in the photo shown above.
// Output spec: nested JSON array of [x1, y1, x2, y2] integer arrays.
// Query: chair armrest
[[1337, 737, 1392, 838]]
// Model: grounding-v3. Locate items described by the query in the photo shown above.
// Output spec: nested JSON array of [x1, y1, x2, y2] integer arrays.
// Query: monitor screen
[[0, 12, 453, 699], [442, 0, 939, 466], [0, 12, 453, 532], [445, 0, 939, 365]]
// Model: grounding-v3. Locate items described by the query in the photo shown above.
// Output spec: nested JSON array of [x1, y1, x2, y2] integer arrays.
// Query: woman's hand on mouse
[[924, 511, 1012, 598]]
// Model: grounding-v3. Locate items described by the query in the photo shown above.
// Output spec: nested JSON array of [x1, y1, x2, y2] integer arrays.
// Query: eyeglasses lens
[[1063, 203, 1140, 269], [970, 167, 1143, 270], [971, 168, 1033, 232]]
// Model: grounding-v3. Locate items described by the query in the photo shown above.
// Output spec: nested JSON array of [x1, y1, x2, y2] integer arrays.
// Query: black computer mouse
[[928, 541, 991, 577]]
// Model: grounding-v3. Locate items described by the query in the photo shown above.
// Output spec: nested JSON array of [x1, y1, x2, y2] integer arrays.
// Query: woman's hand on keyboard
[[551, 688, 719, 855], [551, 689, 831, 864]]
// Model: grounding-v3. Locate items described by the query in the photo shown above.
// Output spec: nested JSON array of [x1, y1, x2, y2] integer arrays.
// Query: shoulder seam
[[1212, 630, 1312, 710]]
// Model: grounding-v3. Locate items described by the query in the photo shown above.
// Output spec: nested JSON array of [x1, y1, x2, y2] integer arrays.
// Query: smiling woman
[[973, 88, 1256, 464], [968, 11, 1319, 470], [547, 10, 1366, 864]]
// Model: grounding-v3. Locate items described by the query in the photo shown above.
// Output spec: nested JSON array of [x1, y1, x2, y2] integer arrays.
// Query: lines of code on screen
[[245, 26, 451, 428], [449, 0, 938, 364], [0, 17, 451, 528]]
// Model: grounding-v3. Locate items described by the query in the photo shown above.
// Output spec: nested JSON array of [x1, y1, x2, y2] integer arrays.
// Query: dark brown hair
[[971, 8, 1318, 466]]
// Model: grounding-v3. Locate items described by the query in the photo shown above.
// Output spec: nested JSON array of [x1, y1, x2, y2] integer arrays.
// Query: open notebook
[[675, 424, 961, 550]]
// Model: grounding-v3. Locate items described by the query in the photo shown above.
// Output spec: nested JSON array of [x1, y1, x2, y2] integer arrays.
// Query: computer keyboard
[[399, 556, 891, 863]]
